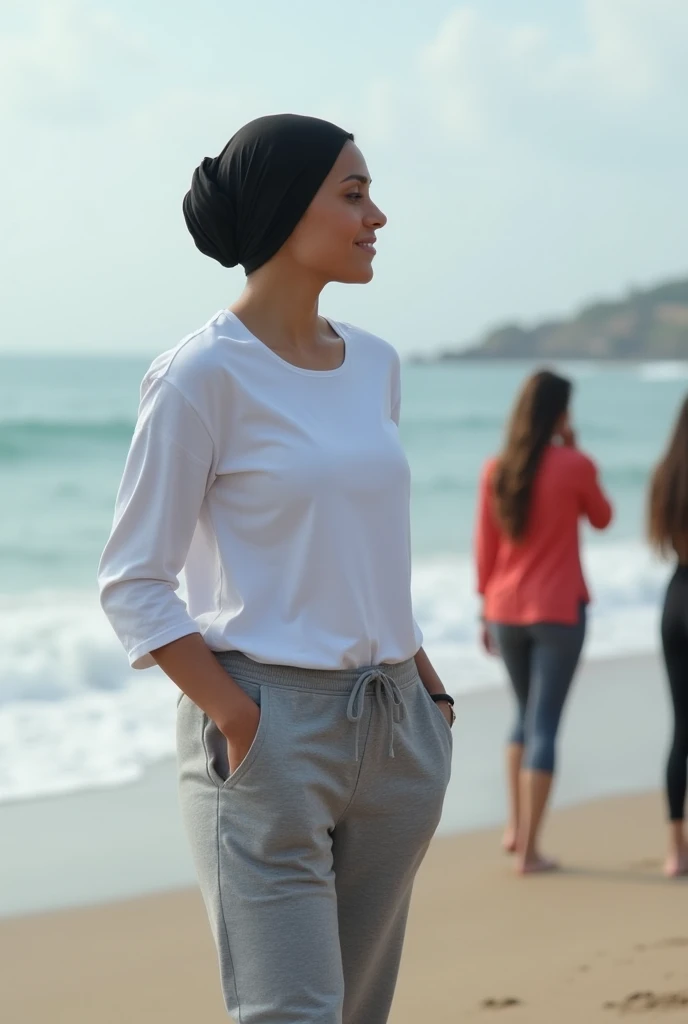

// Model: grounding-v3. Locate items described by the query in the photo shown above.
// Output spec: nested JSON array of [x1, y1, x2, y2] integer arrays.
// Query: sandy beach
[[2, 652, 685, 1022], [2, 792, 686, 1023]]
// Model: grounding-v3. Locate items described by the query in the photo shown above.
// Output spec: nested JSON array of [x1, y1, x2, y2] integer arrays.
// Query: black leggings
[[661, 566, 688, 822]]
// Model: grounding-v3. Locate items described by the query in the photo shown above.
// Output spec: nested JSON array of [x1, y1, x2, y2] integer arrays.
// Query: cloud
[[380, 0, 688, 166], [1, 0, 686, 355], [572, 0, 688, 99], [0, 0, 148, 122]]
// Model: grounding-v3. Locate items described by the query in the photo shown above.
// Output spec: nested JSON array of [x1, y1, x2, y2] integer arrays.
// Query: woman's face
[[283, 141, 387, 284]]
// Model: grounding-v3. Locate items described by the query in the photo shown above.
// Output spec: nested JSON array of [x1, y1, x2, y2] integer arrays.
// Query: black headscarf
[[182, 114, 353, 275]]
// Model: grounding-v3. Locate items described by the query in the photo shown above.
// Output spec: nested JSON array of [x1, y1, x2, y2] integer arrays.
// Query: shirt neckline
[[222, 310, 349, 378]]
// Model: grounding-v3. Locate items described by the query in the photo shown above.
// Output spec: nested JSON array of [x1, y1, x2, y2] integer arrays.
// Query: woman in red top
[[475, 370, 613, 874]]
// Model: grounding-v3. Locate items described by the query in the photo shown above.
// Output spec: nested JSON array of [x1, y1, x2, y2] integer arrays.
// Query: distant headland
[[425, 275, 688, 362]]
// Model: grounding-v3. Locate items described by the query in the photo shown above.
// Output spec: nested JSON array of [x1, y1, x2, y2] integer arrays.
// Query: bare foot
[[502, 827, 518, 854], [517, 853, 560, 876], [664, 852, 688, 878]]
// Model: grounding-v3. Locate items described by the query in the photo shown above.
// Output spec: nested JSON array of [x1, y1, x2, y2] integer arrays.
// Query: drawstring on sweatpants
[[346, 669, 406, 761]]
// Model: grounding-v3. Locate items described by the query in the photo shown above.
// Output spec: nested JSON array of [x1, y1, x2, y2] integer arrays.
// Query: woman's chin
[[335, 265, 375, 285]]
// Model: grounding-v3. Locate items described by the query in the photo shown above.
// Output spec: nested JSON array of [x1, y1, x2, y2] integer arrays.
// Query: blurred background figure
[[648, 396, 688, 878], [475, 371, 613, 874]]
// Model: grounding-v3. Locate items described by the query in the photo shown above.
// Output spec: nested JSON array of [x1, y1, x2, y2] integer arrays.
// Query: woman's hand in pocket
[[439, 701, 454, 728], [224, 693, 261, 776]]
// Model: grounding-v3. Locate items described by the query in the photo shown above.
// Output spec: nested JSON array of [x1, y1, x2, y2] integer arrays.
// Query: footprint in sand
[[634, 937, 688, 954], [652, 937, 688, 949], [604, 990, 688, 1013], [481, 997, 522, 1010]]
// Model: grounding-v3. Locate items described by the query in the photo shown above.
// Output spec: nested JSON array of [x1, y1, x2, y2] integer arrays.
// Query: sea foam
[[0, 539, 669, 803]]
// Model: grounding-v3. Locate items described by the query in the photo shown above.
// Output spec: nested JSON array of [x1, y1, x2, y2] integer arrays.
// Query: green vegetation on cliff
[[443, 276, 688, 361]]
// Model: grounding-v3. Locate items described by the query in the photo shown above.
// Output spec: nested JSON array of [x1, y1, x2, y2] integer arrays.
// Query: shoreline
[[1, 651, 670, 920], [0, 643, 659, 809]]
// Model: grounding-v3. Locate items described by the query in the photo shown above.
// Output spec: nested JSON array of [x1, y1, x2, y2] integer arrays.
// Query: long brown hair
[[647, 396, 688, 559], [493, 370, 572, 541]]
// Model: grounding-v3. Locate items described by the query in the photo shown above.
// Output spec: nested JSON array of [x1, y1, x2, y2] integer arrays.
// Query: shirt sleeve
[[475, 461, 501, 595], [98, 375, 215, 669], [578, 454, 613, 530]]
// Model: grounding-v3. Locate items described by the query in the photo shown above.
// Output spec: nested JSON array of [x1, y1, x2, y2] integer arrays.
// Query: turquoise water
[[1, 355, 680, 589], [0, 353, 686, 801]]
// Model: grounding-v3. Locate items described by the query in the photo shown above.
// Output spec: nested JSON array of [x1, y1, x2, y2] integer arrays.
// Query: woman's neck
[[230, 261, 330, 352]]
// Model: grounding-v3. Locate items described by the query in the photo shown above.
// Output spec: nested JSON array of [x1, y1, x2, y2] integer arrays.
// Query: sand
[[2, 651, 683, 1020], [2, 791, 687, 1023]]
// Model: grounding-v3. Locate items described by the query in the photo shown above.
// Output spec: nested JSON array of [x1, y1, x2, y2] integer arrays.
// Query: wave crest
[[0, 541, 669, 802]]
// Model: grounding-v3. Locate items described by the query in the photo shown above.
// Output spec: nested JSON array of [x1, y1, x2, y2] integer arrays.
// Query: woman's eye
[[346, 192, 363, 202]]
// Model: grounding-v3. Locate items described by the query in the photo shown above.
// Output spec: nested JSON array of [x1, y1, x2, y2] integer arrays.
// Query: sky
[[2, 0, 687, 357]]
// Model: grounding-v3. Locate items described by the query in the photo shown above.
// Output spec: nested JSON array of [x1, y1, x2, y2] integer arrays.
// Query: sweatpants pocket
[[202, 683, 271, 789], [422, 683, 454, 741]]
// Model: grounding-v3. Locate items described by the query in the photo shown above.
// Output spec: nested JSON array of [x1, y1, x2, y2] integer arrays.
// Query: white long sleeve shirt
[[98, 310, 422, 670]]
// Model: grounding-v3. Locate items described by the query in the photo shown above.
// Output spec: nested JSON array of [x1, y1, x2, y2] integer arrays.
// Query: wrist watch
[[430, 692, 456, 728]]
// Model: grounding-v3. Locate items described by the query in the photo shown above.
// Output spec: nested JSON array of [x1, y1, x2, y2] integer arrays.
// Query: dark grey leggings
[[489, 605, 586, 774], [660, 566, 688, 821]]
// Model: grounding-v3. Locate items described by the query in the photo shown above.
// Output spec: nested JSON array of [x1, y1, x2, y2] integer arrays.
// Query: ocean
[[1, 353, 686, 804]]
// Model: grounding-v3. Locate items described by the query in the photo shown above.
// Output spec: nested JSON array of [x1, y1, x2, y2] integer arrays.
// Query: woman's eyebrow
[[340, 173, 370, 185]]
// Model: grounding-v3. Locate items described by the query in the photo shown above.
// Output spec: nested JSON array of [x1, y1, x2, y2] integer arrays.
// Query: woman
[[474, 370, 612, 875], [648, 396, 688, 878], [98, 114, 453, 1023]]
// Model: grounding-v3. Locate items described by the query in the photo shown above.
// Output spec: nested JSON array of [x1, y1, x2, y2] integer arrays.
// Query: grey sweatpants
[[177, 652, 452, 1024]]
